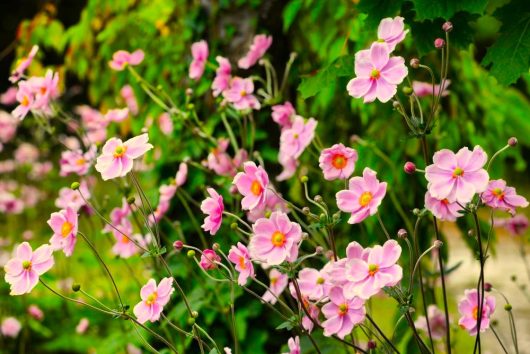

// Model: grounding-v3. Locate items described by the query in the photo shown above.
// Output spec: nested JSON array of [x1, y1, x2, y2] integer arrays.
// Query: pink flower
[[104, 108, 129, 123], [498, 214, 529, 236], [12, 82, 34, 120], [109, 49, 145, 71], [336, 168, 387, 224], [201, 188, 224, 235], [262, 268, 288, 304], [0, 111, 18, 143], [200, 249, 221, 270], [321, 287, 365, 339], [425, 146, 489, 204], [27, 70, 59, 111], [75, 318, 89, 334], [223, 77, 261, 110], [458, 289, 495, 336], [249, 211, 302, 265], [347, 42, 408, 103], [238, 34, 273, 69], [47, 207, 79, 257], [189, 40, 209, 80], [276, 154, 299, 182], [4, 242, 54, 295], [206, 139, 247, 176], [377, 17, 408, 52], [176, 162, 188, 187], [272, 102, 296, 129], [415, 305, 447, 340], [279, 116, 317, 159], [120, 85, 138, 115], [112, 233, 144, 258], [95, 133, 153, 180], [425, 191, 464, 221], [59, 146, 96, 177], [212, 56, 232, 96], [344, 239, 403, 299], [282, 336, 300, 354], [9, 45, 39, 82], [133, 278, 174, 324], [481, 179, 528, 215], [233, 161, 269, 210], [412, 80, 450, 97], [55, 181, 91, 211], [0, 87, 18, 105], [247, 189, 288, 222], [228, 242, 255, 285], [14, 142, 39, 163], [319, 144, 358, 180], [158, 112, 173, 135], [27, 304, 44, 321], [1, 317, 21, 338], [297, 267, 332, 300]]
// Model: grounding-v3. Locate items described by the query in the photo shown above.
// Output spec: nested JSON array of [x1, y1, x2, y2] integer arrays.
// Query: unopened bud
[[212, 243, 220, 251], [325, 250, 334, 260], [315, 246, 324, 254], [402, 86, 413, 96], [367, 340, 377, 349], [230, 222, 238, 230], [187, 250, 196, 258], [392, 101, 400, 108], [404, 161, 416, 174], [504, 304, 512, 311], [412, 208, 421, 216], [186, 88, 193, 96], [442, 21, 453, 32], [397, 228, 408, 239], [300, 176, 308, 183], [484, 282, 492, 292], [173, 240, 184, 250], [302, 207, 310, 215], [71, 182, 80, 190], [191, 310, 199, 318], [301, 232, 309, 240], [333, 212, 341, 221], [127, 196, 136, 205], [508, 137, 518, 147], [72, 284, 81, 292], [187, 317, 195, 325], [433, 240, 443, 248], [314, 195, 323, 203], [319, 213, 326, 223], [434, 38, 445, 48], [186, 103, 194, 110], [410, 58, 420, 68], [511, 275, 517, 282]]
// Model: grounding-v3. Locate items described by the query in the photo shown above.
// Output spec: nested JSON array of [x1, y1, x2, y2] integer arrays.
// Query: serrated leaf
[[412, 0, 488, 20], [357, 0, 404, 29], [298, 55, 354, 99]]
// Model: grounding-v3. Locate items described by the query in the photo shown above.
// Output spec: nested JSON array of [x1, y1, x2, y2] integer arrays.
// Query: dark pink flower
[[200, 249, 221, 270], [189, 40, 208, 80], [200, 188, 224, 235], [412, 80, 450, 97]]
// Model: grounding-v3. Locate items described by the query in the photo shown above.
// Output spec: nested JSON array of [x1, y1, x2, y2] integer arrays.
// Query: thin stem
[[376, 213, 391, 240], [366, 314, 401, 354], [472, 212, 485, 354], [221, 112, 240, 152], [490, 326, 509, 354]]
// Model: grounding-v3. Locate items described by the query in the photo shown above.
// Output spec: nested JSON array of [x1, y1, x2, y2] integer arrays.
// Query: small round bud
[[191, 311, 199, 318], [333, 212, 341, 221], [127, 196, 136, 205], [71, 182, 80, 190], [319, 213, 327, 223], [315, 246, 324, 254], [350, 134, 361, 143], [392, 101, 400, 108], [186, 250, 196, 258], [72, 284, 81, 292], [301, 232, 309, 240], [402, 86, 413, 96], [314, 195, 323, 203], [325, 250, 334, 260], [434, 38, 445, 48], [491, 319, 498, 326], [300, 176, 309, 183], [186, 103, 195, 110], [484, 282, 492, 292], [508, 137, 518, 147], [187, 317, 195, 325], [173, 240, 184, 250], [413, 208, 421, 216], [410, 58, 420, 68], [404, 161, 416, 174], [433, 240, 443, 248], [212, 243, 220, 251], [302, 207, 310, 215], [367, 340, 377, 349], [467, 229, 474, 237], [264, 210, 272, 218], [397, 228, 408, 239], [186, 88, 193, 96], [511, 275, 517, 282], [230, 222, 238, 230], [504, 304, 512, 311], [442, 21, 453, 32]]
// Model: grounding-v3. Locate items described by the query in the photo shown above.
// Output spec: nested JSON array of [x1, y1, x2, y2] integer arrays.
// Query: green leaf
[[412, 0, 488, 20], [283, 0, 303, 32], [482, 0, 530, 84], [298, 55, 354, 99], [357, 0, 404, 29]]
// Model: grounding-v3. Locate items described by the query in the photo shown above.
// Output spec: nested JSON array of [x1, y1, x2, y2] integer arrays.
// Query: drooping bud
[[397, 228, 408, 239], [314, 195, 323, 203], [402, 86, 413, 96], [442, 21, 453, 32], [367, 340, 377, 349], [484, 282, 492, 292], [302, 207, 310, 215], [508, 137, 518, 147], [410, 58, 420, 68], [434, 38, 445, 48], [433, 240, 443, 248], [173, 240, 184, 250], [71, 182, 80, 190], [72, 284, 81, 292], [212, 243, 220, 251], [404, 161, 416, 174]]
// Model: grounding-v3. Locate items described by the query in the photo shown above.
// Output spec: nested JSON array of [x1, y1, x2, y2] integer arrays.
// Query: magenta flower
[[200, 249, 221, 270], [262, 268, 288, 304], [425, 191, 464, 221], [212, 56, 232, 96], [415, 305, 447, 340], [322, 286, 365, 339], [272, 102, 296, 129], [0, 87, 18, 105], [109, 49, 144, 71], [95, 133, 153, 180], [200, 188, 224, 235], [27, 70, 59, 111], [238, 34, 273, 69], [344, 239, 403, 299], [425, 146, 489, 204], [282, 336, 300, 354], [481, 179, 528, 215], [279, 116, 317, 159], [133, 277, 174, 324], [1, 317, 21, 338], [346, 42, 407, 103], [223, 77, 261, 110], [233, 161, 269, 210], [27, 305, 44, 321], [499, 214, 529, 236], [48, 207, 78, 257], [377, 17, 408, 52], [0, 111, 18, 144], [228, 242, 255, 285], [4, 242, 54, 295], [189, 40, 209, 80], [458, 289, 496, 336], [413, 80, 450, 97], [336, 168, 387, 224], [9, 45, 39, 83], [247, 188, 288, 222], [319, 144, 358, 180], [297, 267, 332, 300], [207, 139, 241, 176], [249, 211, 302, 265]]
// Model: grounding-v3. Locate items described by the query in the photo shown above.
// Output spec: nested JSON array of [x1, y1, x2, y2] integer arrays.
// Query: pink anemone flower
[[262, 268, 288, 304], [321, 287, 366, 339], [228, 242, 255, 285], [212, 56, 232, 96], [233, 161, 269, 210], [319, 144, 358, 180], [189, 40, 209, 80], [223, 77, 261, 110], [109, 49, 144, 71], [425, 191, 464, 221], [481, 179, 528, 215], [238, 34, 273, 69], [377, 17, 408, 52], [200, 188, 224, 235], [48, 207, 78, 257], [133, 278, 174, 324], [458, 289, 496, 336]]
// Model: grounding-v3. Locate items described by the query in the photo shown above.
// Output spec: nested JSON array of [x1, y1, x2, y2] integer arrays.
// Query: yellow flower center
[[61, 222, 73, 237], [472, 306, 479, 320], [492, 188, 505, 200], [441, 198, 449, 205], [240, 90, 247, 97], [316, 277, 325, 285], [22, 260, 32, 270], [21, 95, 30, 107], [250, 180, 263, 196], [76, 158, 86, 166], [359, 191, 373, 207], [121, 235, 131, 244], [293, 133, 299, 139], [331, 154, 347, 169], [270, 277, 278, 285], [146, 292, 158, 305], [370, 69, 380, 80], [452, 167, 464, 178], [338, 303, 349, 316], [40, 86, 47, 95], [238, 256, 247, 270], [271, 231, 286, 247], [368, 264, 379, 276], [113, 145, 127, 158]]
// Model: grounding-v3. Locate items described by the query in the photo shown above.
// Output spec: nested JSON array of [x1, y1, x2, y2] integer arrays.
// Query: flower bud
[[410, 58, 420, 68], [333, 212, 341, 221], [71, 182, 80, 190], [315, 246, 324, 254], [504, 304, 512, 311], [173, 240, 184, 250], [230, 222, 238, 230], [300, 176, 308, 183], [212, 243, 220, 251], [302, 207, 310, 215], [186, 103, 195, 111], [186, 250, 196, 258], [187, 317, 195, 325], [319, 213, 327, 223], [392, 101, 400, 108], [434, 38, 445, 48], [127, 196, 136, 205], [301, 232, 309, 240], [508, 137, 518, 147], [72, 284, 81, 292], [397, 228, 408, 239], [433, 240, 443, 248], [412, 208, 421, 216], [367, 340, 377, 349], [404, 161, 416, 174], [314, 195, 323, 203], [484, 282, 492, 292], [442, 21, 453, 32], [325, 250, 334, 260], [402, 86, 413, 96], [191, 310, 199, 318], [186, 88, 193, 96]]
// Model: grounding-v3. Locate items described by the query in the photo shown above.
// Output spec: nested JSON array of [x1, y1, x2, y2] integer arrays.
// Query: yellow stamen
[[368, 264, 379, 276], [250, 180, 263, 196], [271, 231, 286, 247], [359, 191, 373, 207], [146, 292, 158, 305], [331, 154, 347, 169], [61, 222, 73, 237], [338, 303, 349, 316], [113, 145, 127, 158], [452, 167, 464, 178], [370, 69, 380, 80]]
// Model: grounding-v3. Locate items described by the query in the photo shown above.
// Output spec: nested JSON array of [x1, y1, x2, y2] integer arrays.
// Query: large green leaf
[[356, 0, 404, 29], [412, 0, 488, 20], [298, 55, 354, 99]]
